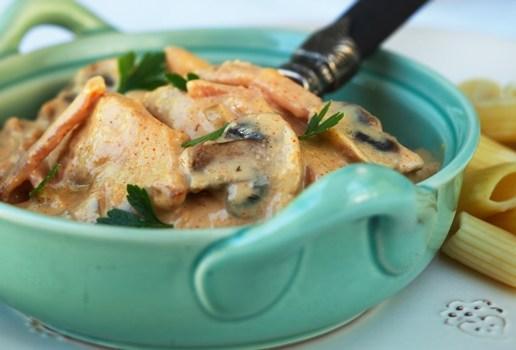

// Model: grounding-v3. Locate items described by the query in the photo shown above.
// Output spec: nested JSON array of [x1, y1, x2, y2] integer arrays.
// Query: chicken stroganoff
[[0, 47, 439, 228]]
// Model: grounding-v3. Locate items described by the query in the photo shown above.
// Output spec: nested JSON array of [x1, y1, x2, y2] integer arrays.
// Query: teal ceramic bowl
[[0, 1, 479, 349]]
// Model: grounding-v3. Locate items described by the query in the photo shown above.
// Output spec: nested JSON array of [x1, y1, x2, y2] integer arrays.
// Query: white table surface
[[0, 1, 514, 349]]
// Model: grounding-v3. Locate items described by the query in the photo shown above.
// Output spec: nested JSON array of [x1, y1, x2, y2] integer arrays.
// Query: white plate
[[0, 27, 515, 350], [386, 27, 516, 84]]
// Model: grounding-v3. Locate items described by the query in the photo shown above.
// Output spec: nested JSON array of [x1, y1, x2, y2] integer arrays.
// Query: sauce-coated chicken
[[0, 47, 436, 228]]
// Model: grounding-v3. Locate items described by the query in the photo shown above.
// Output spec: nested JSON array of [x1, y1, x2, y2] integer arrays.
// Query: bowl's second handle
[[193, 164, 437, 320], [0, 0, 115, 58]]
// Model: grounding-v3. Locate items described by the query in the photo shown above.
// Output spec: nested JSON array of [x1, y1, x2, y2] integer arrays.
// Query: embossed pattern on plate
[[441, 300, 507, 338]]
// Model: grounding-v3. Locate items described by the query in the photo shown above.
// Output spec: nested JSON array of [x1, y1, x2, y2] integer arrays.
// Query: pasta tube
[[489, 209, 516, 235], [504, 141, 516, 150], [459, 79, 501, 102], [442, 212, 516, 287], [475, 103, 516, 143], [466, 135, 516, 173], [459, 162, 516, 218], [460, 79, 516, 142]]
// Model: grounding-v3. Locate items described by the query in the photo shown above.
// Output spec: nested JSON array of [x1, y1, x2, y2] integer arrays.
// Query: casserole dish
[[0, 0, 479, 349]]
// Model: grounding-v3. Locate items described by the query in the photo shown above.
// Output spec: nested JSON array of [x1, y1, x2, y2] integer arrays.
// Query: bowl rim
[[0, 27, 479, 240]]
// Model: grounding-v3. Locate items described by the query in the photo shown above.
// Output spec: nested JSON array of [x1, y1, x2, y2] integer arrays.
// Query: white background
[[0, 0, 515, 53]]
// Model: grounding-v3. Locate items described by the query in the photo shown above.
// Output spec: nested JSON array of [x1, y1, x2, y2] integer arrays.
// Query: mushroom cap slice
[[323, 102, 424, 173], [143, 81, 276, 140], [181, 113, 303, 219], [72, 59, 119, 92]]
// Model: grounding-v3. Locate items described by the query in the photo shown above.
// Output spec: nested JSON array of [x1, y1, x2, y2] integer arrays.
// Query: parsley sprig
[[97, 185, 173, 228], [299, 102, 345, 140], [29, 163, 60, 199], [166, 72, 200, 92], [181, 123, 229, 148], [117, 51, 168, 93], [116, 50, 201, 94]]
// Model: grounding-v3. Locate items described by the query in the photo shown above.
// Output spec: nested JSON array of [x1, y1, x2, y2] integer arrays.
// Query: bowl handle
[[193, 164, 437, 319], [0, 0, 115, 58]]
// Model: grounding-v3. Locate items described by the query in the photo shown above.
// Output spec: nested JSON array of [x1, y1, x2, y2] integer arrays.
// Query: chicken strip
[[0, 77, 106, 202], [0, 118, 45, 180], [0, 61, 117, 192], [197, 60, 323, 119], [27, 93, 189, 222], [165, 47, 212, 76]]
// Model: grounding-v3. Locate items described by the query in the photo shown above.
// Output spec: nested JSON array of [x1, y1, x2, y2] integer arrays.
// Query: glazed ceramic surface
[[0, 1, 479, 349]]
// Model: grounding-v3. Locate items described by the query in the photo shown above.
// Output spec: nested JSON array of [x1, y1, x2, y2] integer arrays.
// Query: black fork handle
[[280, 0, 429, 95]]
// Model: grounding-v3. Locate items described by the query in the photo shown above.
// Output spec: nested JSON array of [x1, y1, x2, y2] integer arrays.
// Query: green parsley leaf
[[181, 123, 229, 148], [186, 72, 200, 81], [166, 73, 187, 91], [166, 72, 200, 92], [125, 184, 166, 226], [117, 52, 135, 85], [117, 51, 168, 93], [96, 185, 173, 228], [299, 102, 345, 140], [96, 209, 148, 228], [29, 163, 60, 199]]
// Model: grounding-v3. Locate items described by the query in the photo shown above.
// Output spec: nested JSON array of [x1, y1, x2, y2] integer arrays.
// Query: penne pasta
[[458, 162, 516, 218], [454, 79, 516, 289], [442, 212, 516, 288], [503, 141, 516, 151], [474, 103, 516, 143], [459, 79, 501, 102], [489, 209, 516, 235], [466, 135, 516, 173], [459, 79, 516, 143], [502, 83, 516, 100]]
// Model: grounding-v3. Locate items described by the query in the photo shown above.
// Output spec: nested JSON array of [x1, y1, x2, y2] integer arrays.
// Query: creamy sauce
[[163, 191, 250, 228], [406, 149, 441, 183], [301, 136, 349, 186], [0, 49, 439, 228]]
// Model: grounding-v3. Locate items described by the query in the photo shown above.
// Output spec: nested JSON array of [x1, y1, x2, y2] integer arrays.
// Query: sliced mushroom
[[143, 81, 275, 139], [181, 113, 303, 220], [0, 77, 106, 201], [72, 59, 118, 91], [226, 176, 269, 218], [143, 85, 229, 139], [322, 102, 424, 173]]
